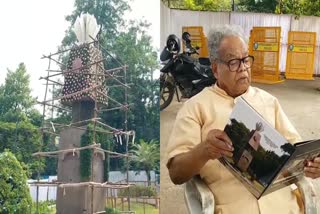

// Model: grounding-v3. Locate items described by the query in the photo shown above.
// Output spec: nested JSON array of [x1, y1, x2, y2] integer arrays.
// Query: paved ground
[[160, 78, 320, 214]]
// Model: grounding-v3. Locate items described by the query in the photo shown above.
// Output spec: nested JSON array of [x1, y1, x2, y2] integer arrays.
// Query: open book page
[[265, 139, 320, 195], [220, 97, 295, 199]]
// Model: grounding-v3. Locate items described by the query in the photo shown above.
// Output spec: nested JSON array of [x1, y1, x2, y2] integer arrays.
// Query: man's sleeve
[[274, 98, 302, 144], [166, 101, 202, 168]]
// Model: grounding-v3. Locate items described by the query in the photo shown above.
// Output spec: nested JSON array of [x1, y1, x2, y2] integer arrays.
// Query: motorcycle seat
[[199, 57, 211, 66]]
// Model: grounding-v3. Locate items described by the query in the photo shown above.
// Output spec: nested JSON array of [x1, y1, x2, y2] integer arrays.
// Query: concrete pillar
[[56, 127, 106, 214]]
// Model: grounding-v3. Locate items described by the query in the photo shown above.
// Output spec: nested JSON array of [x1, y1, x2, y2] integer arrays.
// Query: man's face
[[212, 36, 251, 97]]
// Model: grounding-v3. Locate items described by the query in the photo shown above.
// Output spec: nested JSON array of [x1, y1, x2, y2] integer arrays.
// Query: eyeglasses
[[216, 55, 254, 72]]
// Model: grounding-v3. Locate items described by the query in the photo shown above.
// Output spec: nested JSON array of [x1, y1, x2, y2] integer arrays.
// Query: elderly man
[[166, 25, 320, 214]]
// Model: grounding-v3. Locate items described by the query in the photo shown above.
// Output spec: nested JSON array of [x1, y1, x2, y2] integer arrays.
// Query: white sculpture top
[[73, 13, 101, 44]]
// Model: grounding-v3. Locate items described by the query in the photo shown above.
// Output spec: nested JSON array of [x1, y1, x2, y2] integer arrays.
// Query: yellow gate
[[182, 26, 209, 58], [285, 31, 316, 80], [249, 27, 283, 84]]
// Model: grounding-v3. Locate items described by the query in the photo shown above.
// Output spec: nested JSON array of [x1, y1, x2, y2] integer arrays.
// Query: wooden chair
[[184, 175, 320, 214]]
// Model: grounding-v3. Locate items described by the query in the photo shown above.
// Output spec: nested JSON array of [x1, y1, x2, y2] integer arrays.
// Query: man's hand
[[304, 157, 320, 179], [168, 129, 234, 184], [202, 129, 234, 160]]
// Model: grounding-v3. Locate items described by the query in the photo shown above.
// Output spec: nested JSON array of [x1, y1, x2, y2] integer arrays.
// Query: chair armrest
[[297, 177, 320, 214], [184, 175, 215, 214]]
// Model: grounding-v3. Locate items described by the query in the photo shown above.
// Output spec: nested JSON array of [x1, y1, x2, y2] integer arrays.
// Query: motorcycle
[[160, 32, 216, 111]]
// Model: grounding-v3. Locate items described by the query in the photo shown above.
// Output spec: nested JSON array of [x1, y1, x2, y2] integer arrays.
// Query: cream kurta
[[167, 84, 302, 214]]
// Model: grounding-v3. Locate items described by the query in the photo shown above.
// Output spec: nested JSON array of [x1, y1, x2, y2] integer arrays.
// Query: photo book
[[219, 97, 320, 199]]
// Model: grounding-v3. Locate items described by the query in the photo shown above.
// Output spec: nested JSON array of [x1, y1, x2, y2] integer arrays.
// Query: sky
[[229, 98, 288, 156], [0, 0, 160, 105]]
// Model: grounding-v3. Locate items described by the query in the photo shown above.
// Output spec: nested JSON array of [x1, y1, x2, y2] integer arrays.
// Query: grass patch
[[106, 198, 159, 214]]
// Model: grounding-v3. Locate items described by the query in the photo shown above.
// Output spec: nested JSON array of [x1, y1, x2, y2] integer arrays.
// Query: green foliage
[[0, 63, 45, 178], [0, 151, 32, 214], [58, 0, 160, 173], [237, 0, 278, 13], [99, 134, 113, 181], [42, 133, 58, 176], [184, 0, 232, 11], [161, 0, 186, 8], [162, 0, 232, 11], [118, 185, 157, 197], [31, 200, 55, 214], [225, 119, 292, 184], [163, 0, 320, 16], [275, 0, 320, 17], [249, 146, 290, 183], [281, 142, 295, 154], [225, 119, 251, 162], [80, 123, 112, 181], [0, 121, 44, 177], [238, 0, 320, 16], [105, 207, 121, 214], [61, 0, 130, 49], [131, 139, 160, 186], [0, 63, 41, 126], [101, 20, 160, 142], [80, 124, 95, 181], [300, 0, 320, 16]]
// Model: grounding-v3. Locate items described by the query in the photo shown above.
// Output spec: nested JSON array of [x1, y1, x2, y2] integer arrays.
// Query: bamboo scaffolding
[[98, 104, 132, 112], [42, 130, 59, 136], [42, 55, 67, 68], [32, 144, 100, 157], [46, 69, 63, 73], [43, 65, 128, 79], [40, 58, 106, 79], [89, 35, 125, 68], [28, 181, 133, 189], [42, 85, 102, 103], [107, 83, 133, 88], [39, 77, 64, 86], [36, 101, 71, 112], [96, 90, 123, 107], [95, 148, 132, 157], [32, 143, 132, 158], [42, 120, 122, 135], [38, 39, 135, 214], [41, 41, 96, 59], [95, 120, 120, 132], [99, 64, 129, 88]]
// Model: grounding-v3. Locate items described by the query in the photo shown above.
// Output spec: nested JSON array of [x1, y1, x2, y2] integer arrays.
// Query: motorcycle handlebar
[[160, 58, 174, 73]]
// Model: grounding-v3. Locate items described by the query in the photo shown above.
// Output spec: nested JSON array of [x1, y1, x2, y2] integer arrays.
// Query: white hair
[[207, 25, 248, 61]]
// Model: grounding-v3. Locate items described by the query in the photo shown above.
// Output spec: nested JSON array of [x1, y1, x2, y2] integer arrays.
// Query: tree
[[275, 0, 320, 16], [56, 0, 160, 173], [162, 0, 232, 11], [0, 63, 41, 126], [0, 151, 32, 214], [301, 0, 320, 16], [163, 0, 320, 16], [238, 0, 320, 16], [0, 121, 44, 178], [131, 139, 160, 186], [275, 0, 303, 15], [101, 20, 160, 142], [162, 0, 186, 8], [59, 1, 159, 141], [60, 0, 130, 51], [0, 63, 44, 177], [184, 0, 232, 11], [238, 0, 278, 13]]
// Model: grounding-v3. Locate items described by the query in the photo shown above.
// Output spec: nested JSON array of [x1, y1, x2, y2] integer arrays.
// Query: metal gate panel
[[286, 31, 316, 80], [249, 27, 283, 84]]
